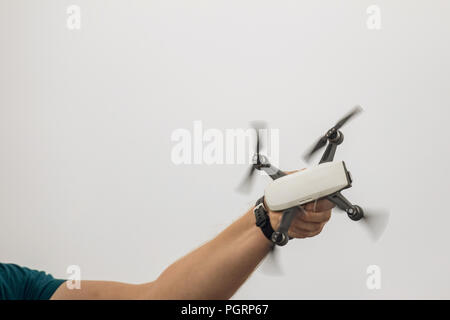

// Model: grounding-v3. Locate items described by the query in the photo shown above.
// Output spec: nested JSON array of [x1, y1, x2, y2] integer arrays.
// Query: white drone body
[[264, 161, 352, 211]]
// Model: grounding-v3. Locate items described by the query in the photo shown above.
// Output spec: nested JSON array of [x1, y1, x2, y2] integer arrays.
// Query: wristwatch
[[253, 196, 275, 242]]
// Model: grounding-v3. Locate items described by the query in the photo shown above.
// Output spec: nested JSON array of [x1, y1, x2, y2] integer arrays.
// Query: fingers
[[268, 207, 332, 236], [299, 208, 332, 223], [266, 197, 334, 240], [289, 222, 326, 239], [292, 220, 324, 233], [303, 199, 335, 212], [284, 168, 307, 175], [288, 207, 332, 238]]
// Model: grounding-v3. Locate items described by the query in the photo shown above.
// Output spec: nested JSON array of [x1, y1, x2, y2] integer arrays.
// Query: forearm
[[145, 207, 272, 299]]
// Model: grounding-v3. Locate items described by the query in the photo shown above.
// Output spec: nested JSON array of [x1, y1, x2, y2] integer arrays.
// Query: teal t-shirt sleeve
[[0, 263, 66, 300]]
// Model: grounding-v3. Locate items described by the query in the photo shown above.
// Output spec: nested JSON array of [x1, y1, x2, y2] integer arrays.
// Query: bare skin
[[50, 197, 334, 300]]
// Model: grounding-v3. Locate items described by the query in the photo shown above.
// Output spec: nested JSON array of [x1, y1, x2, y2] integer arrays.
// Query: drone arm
[[327, 191, 353, 211], [319, 142, 338, 163], [319, 130, 345, 164], [261, 164, 286, 180], [327, 192, 364, 221], [271, 207, 300, 246]]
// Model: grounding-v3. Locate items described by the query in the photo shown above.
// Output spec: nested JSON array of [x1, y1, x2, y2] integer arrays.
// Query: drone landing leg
[[327, 192, 364, 221]]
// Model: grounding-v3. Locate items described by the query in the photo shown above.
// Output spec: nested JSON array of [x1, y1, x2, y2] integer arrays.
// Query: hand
[[265, 169, 335, 239], [268, 199, 334, 239]]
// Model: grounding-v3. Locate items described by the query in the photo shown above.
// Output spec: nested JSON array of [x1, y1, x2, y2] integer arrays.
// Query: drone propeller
[[259, 244, 284, 276], [334, 205, 389, 242], [237, 167, 256, 193], [258, 202, 389, 276], [236, 121, 267, 194], [334, 105, 363, 130], [304, 105, 363, 162], [259, 205, 304, 276], [358, 207, 390, 242]]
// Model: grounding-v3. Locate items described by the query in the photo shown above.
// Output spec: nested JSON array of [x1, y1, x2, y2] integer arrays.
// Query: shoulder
[[0, 263, 65, 300]]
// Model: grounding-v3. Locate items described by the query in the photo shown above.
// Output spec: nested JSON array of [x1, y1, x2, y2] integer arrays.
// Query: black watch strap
[[253, 196, 275, 242]]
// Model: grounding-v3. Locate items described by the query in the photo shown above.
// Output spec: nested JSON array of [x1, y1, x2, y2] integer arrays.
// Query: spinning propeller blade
[[303, 105, 363, 162], [259, 244, 284, 276], [236, 166, 256, 194], [260, 206, 304, 276], [334, 205, 390, 242], [334, 105, 363, 130], [303, 136, 328, 162], [235, 121, 267, 194], [359, 207, 390, 242], [251, 120, 267, 161]]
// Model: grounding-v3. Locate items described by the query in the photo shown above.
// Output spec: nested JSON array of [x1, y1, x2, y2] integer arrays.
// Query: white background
[[1, 0, 449, 299]]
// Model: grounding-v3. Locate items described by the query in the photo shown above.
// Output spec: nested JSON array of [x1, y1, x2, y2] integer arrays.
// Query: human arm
[[50, 199, 334, 300]]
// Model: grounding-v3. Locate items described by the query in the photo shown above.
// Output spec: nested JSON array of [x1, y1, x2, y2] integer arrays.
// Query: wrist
[[268, 210, 280, 231], [253, 197, 281, 244], [263, 199, 280, 231]]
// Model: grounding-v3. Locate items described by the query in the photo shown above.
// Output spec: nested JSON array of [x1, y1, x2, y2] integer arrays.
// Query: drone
[[237, 106, 388, 248]]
